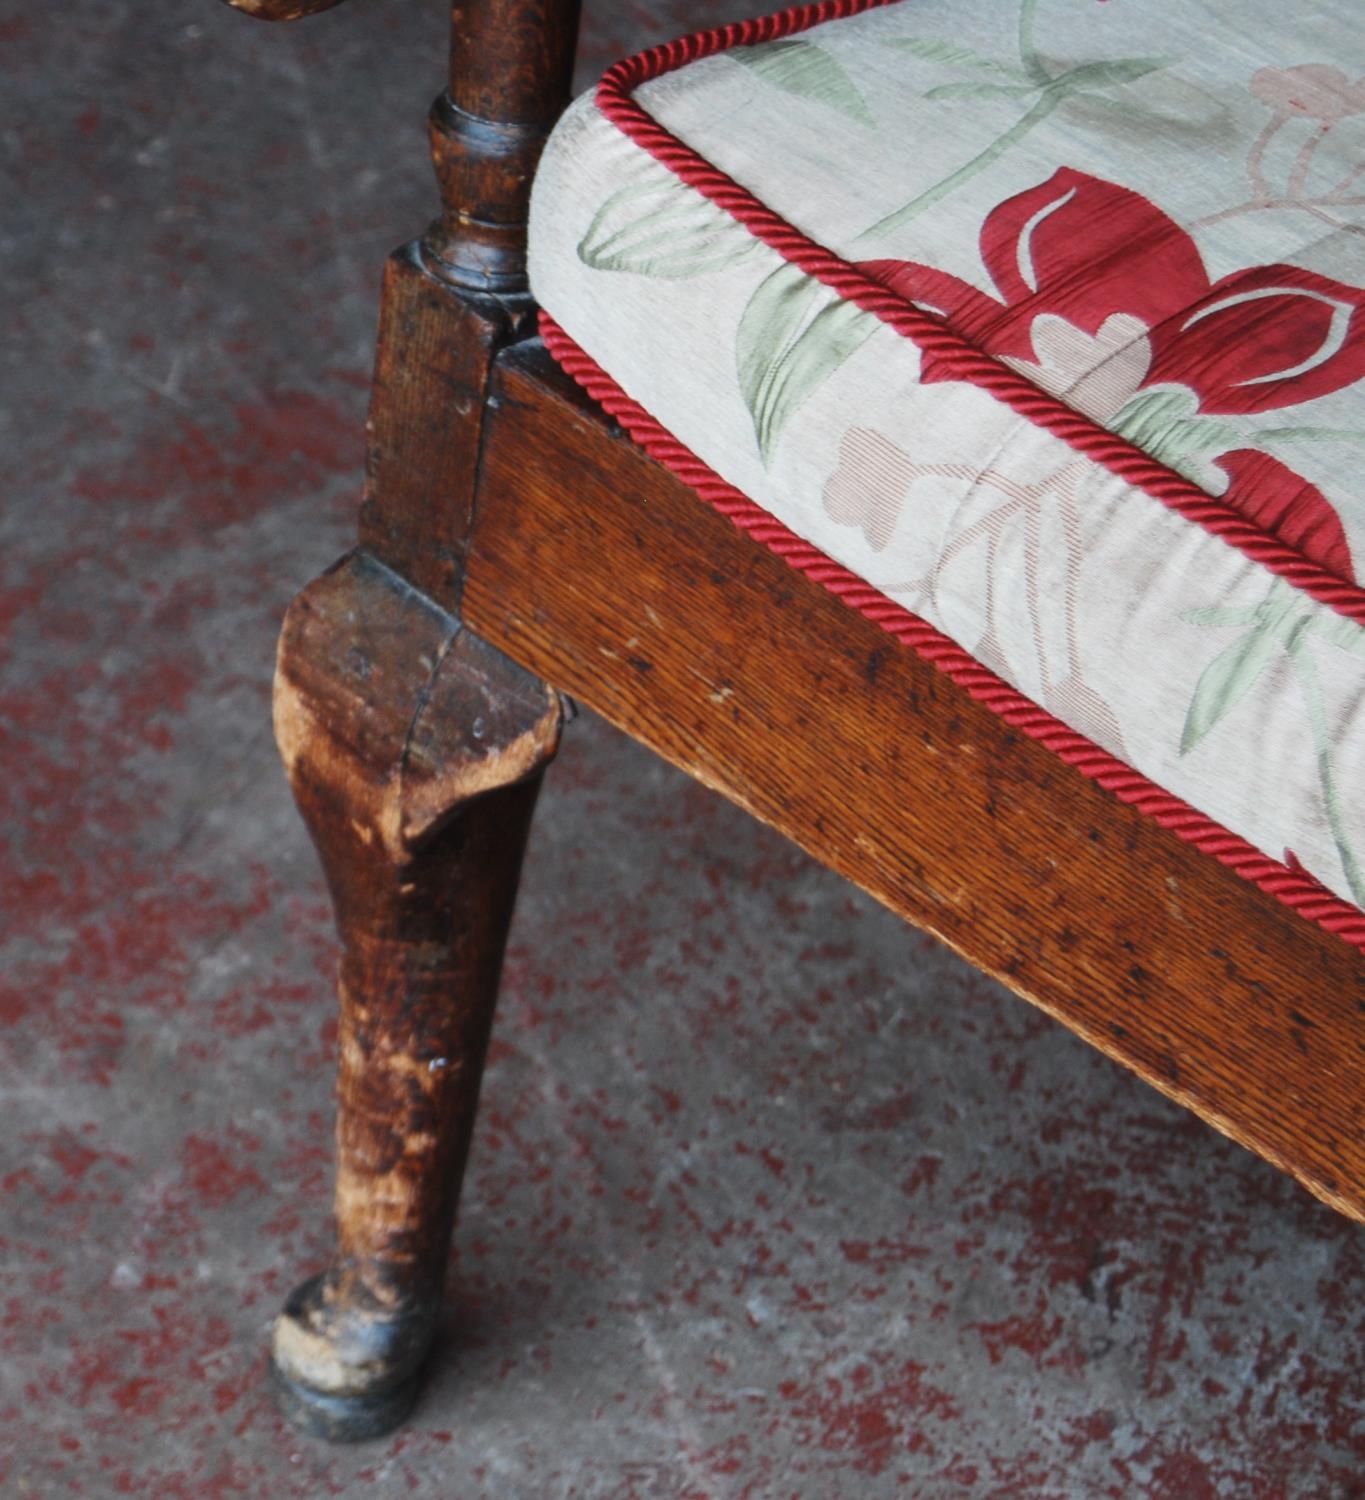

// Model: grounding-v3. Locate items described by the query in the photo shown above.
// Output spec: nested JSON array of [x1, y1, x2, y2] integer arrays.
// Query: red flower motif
[[862, 167, 1365, 415], [859, 168, 1364, 578], [1215, 449, 1353, 578], [1150, 264, 1365, 415]]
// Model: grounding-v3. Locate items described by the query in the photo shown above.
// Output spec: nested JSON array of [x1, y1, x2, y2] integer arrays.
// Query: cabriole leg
[[268, 550, 562, 1441]]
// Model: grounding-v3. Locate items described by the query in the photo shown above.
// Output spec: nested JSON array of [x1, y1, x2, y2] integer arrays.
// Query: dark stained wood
[[251, 0, 585, 1441], [218, 0, 355, 19], [358, 1, 583, 594], [464, 339, 1365, 1224], [357, 244, 536, 605], [223, 1, 583, 597], [424, 0, 583, 294], [270, 549, 562, 1440]]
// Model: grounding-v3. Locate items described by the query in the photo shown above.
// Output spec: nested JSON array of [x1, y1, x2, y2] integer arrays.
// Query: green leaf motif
[[1111, 389, 1244, 479], [1180, 609, 1297, 754], [1260, 425, 1365, 448], [1180, 604, 1264, 629], [1286, 633, 1365, 906], [578, 180, 763, 279], [889, 37, 1024, 77], [1183, 577, 1365, 903], [736, 264, 877, 463], [1058, 56, 1176, 93], [922, 54, 1173, 108], [925, 81, 1040, 101], [1306, 608, 1365, 658], [730, 41, 874, 126], [857, 16, 1177, 244]]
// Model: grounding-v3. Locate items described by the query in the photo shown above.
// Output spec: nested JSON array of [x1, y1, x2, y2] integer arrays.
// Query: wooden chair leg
[[268, 550, 562, 1441]]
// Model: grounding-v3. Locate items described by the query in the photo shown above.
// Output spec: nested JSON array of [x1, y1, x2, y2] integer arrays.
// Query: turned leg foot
[[271, 1272, 426, 1440], [270, 551, 562, 1441]]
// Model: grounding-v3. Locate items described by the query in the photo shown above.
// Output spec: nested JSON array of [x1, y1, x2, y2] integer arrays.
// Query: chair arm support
[[216, 0, 583, 292], [424, 0, 583, 296]]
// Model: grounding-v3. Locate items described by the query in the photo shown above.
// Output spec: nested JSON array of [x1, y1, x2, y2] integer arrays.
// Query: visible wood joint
[[356, 243, 537, 606], [274, 550, 560, 862], [343, 2, 584, 603]]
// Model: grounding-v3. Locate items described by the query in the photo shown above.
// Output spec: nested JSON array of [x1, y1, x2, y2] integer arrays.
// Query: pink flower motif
[[823, 427, 917, 550], [857, 167, 1365, 580], [1002, 311, 1151, 424], [1250, 64, 1365, 122]]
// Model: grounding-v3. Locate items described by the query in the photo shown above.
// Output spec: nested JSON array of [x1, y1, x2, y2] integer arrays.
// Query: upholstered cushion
[[528, 0, 1365, 932]]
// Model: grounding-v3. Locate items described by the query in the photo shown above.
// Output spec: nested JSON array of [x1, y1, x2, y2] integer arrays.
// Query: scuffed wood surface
[[463, 338, 1365, 1223], [271, 550, 561, 1431], [275, 551, 561, 855]]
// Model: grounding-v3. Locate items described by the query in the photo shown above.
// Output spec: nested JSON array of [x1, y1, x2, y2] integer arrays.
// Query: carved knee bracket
[[270, 550, 562, 1439]]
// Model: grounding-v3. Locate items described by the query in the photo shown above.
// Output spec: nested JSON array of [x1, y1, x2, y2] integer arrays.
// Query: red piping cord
[[540, 313, 1365, 953]]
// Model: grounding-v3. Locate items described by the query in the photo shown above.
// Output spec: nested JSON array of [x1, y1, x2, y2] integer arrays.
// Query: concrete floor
[[4, 1, 1364, 1495]]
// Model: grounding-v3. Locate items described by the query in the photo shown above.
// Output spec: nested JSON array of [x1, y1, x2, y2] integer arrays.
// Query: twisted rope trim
[[540, 312, 1365, 953], [594, 0, 1365, 626]]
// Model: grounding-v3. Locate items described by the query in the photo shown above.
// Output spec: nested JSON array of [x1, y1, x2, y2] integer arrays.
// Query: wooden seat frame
[[223, 0, 1365, 1441]]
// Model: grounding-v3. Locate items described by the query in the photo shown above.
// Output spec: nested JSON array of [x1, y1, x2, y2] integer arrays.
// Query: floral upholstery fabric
[[528, 0, 1365, 915]]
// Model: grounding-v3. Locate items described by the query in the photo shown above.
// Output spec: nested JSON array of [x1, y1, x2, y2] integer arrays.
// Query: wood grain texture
[[270, 550, 562, 1439], [358, 244, 535, 605], [425, 0, 583, 293], [359, 2, 582, 589], [463, 339, 1365, 1222]]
